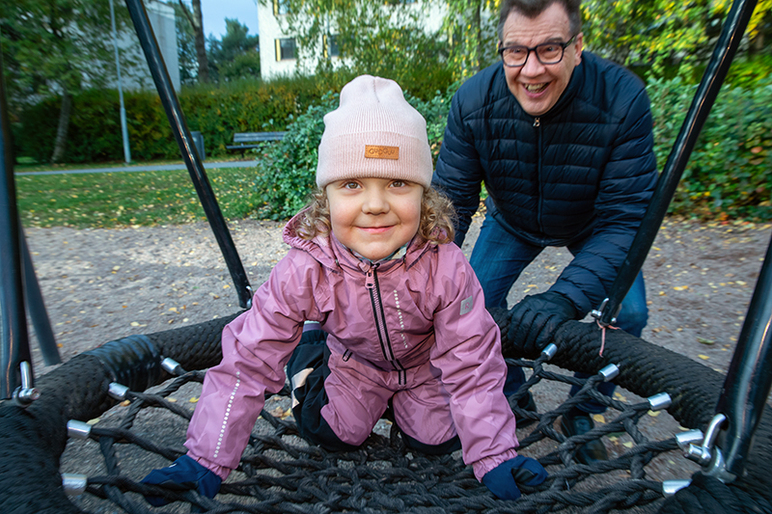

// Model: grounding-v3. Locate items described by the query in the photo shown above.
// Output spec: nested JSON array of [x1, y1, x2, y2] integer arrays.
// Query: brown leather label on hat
[[364, 145, 399, 160]]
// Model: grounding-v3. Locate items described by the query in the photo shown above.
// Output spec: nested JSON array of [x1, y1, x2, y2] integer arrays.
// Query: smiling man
[[432, 0, 659, 464]]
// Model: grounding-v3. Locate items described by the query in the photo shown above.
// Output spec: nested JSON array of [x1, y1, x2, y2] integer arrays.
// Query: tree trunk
[[51, 88, 72, 163], [192, 0, 209, 83], [472, 1, 482, 74]]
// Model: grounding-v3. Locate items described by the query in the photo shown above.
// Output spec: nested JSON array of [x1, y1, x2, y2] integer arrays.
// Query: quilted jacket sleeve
[[550, 86, 658, 315], [432, 85, 486, 247]]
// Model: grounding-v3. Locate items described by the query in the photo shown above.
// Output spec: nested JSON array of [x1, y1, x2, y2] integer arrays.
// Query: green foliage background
[[253, 76, 771, 222], [12, 71, 772, 222], [12, 71, 451, 164], [649, 77, 772, 221]]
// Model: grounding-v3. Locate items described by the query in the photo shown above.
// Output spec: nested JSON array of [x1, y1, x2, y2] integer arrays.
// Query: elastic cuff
[[472, 448, 519, 482], [189, 454, 232, 481], [303, 321, 323, 332]]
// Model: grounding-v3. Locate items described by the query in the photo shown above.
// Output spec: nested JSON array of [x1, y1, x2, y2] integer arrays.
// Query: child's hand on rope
[[508, 291, 578, 355], [140, 454, 221, 506], [482, 455, 548, 500]]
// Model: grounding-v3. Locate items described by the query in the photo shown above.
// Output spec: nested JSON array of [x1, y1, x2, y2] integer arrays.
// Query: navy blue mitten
[[482, 455, 548, 500], [140, 454, 222, 506]]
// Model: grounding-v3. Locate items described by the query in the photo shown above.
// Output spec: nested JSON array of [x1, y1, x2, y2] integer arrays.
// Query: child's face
[[326, 177, 423, 262]]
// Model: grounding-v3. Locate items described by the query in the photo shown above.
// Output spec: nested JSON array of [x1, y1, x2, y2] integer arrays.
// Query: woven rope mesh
[[62, 353, 686, 514]]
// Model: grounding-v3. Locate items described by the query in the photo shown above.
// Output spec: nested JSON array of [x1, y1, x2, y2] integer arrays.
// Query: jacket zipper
[[365, 264, 407, 385], [534, 116, 544, 233]]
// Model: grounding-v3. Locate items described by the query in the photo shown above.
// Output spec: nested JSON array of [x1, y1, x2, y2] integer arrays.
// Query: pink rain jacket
[[185, 214, 519, 481]]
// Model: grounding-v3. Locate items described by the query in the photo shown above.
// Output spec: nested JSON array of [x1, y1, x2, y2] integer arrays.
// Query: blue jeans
[[469, 214, 648, 414]]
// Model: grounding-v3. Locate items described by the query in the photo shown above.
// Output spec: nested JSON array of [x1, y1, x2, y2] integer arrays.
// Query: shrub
[[253, 92, 339, 220], [15, 89, 177, 163], [648, 76, 772, 221]]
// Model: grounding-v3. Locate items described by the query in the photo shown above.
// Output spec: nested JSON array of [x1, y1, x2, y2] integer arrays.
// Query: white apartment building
[[257, 0, 445, 80]]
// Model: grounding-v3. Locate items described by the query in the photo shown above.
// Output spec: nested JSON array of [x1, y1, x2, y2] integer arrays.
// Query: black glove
[[508, 291, 578, 356], [140, 455, 222, 506]]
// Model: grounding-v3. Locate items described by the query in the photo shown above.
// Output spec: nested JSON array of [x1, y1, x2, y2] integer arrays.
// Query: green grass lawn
[[13, 155, 250, 174], [15, 165, 265, 229]]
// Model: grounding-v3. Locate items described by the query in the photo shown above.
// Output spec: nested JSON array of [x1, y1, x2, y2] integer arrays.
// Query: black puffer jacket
[[432, 52, 658, 315]]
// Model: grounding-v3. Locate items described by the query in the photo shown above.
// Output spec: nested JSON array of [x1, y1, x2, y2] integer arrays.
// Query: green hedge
[[648, 77, 772, 221], [12, 71, 451, 164], [13, 77, 342, 163]]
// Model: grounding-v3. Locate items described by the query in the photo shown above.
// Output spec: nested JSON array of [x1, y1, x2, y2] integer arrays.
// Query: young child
[[142, 75, 547, 504]]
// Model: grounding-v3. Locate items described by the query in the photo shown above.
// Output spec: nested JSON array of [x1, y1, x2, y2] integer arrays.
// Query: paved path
[[15, 160, 258, 176]]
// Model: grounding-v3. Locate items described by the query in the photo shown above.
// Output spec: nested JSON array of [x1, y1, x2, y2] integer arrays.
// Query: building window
[[275, 38, 296, 61], [324, 34, 339, 58], [273, 0, 290, 15]]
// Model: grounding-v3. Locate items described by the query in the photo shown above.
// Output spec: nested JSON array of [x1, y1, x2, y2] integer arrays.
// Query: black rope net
[[2, 311, 771, 514], [64, 358, 671, 513]]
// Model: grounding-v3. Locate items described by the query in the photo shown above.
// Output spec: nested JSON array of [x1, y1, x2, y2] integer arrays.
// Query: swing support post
[[123, 0, 253, 309]]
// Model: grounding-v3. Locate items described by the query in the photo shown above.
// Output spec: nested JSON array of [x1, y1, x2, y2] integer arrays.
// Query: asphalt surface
[[15, 159, 259, 176]]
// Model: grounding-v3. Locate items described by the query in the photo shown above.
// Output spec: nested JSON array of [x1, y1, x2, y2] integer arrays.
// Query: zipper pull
[[365, 270, 374, 289], [364, 262, 378, 289], [533, 117, 540, 127]]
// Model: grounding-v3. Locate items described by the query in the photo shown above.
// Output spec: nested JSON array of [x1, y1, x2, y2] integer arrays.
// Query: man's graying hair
[[497, 0, 582, 41]]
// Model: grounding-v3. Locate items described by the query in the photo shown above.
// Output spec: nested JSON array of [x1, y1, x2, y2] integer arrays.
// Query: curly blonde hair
[[294, 186, 456, 245]]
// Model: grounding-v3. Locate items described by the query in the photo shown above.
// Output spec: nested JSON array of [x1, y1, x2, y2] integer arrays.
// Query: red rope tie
[[596, 320, 620, 357]]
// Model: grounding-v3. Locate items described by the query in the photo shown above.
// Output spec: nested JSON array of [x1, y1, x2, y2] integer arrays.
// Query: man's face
[[500, 3, 582, 116]]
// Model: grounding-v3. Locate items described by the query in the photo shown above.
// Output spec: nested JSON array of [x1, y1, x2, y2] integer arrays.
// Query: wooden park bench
[[226, 131, 287, 157]]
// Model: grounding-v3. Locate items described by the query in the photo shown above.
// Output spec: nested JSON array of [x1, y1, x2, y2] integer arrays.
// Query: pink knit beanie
[[316, 75, 433, 190]]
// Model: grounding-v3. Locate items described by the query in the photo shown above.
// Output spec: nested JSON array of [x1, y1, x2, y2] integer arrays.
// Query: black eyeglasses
[[498, 36, 576, 67]]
